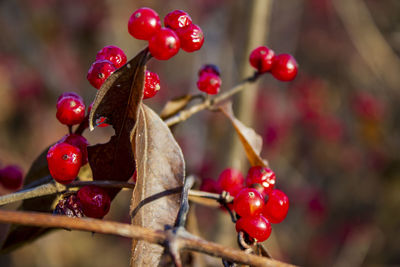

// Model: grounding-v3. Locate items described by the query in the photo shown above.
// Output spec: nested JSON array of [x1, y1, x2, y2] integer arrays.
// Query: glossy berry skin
[[197, 72, 221, 95], [249, 46, 275, 73], [128, 7, 161, 40], [96, 45, 127, 69], [59, 134, 89, 165], [143, 70, 161, 99], [77, 185, 111, 218], [176, 24, 204, 52], [47, 142, 82, 184], [234, 188, 264, 217], [262, 189, 289, 224], [235, 215, 272, 242], [57, 92, 82, 109], [217, 168, 244, 197], [198, 64, 220, 77], [164, 10, 192, 30], [56, 96, 86, 126], [149, 28, 180, 60], [271, 54, 298, 81], [0, 165, 24, 190], [87, 60, 116, 89], [246, 166, 276, 197]]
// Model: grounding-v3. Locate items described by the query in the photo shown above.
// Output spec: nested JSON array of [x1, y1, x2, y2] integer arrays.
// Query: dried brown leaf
[[88, 48, 147, 198], [160, 94, 194, 120], [219, 102, 268, 167], [130, 104, 185, 267]]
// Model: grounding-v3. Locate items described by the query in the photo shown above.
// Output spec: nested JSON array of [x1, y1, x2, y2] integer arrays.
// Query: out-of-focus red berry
[[0, 165, 24, 190], [217, 168, 244, 197], [198, 64, 220, 77]]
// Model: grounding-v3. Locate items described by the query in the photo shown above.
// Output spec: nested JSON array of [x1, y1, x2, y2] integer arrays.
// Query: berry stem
[[164, 72, 261, 127], [68, 125, 73, 135]]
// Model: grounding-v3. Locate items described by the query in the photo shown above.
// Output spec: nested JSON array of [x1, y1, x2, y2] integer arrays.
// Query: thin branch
[[0, 181, 228, 208], [164, 72, 260, 127], [0, 210, 295, 267]]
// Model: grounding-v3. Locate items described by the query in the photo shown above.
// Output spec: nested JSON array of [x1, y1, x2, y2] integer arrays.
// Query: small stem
[[68, 125, 73, 135], [164, 72, 261, 127], [175, 176, 195, 227]]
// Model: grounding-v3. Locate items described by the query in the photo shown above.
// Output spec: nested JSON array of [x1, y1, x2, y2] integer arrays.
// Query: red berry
[[57, 92, 82, 109], [77, 185, 111, 218], [198, 64, 220, 77], [0, 165, 24, 190], [200, 178, 220, 194], [262, 189, 289, 224], [176, 24, 204, 52], [47, 142, 82, 184], [164, 10, 192, 30], [56, 96, 86, 126], [217, 168, 244, 197], [59, 134, 89, 166], [96, 45, 127, 69], [128, 7, 161, 40], [149, 28, 180, 60], [246, 166, 276, 196], [197, 72, 221, 95], [87, 60, 116, 89], [271, 54, 298, 81], [249, 46, 275, 73], [233, 188, 264, 217], [235, 215, 272, 242], [143, 70, 161, 99]]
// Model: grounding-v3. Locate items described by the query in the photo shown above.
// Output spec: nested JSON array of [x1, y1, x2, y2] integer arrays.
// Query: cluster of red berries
[[128, 8, 204, 60], [0, 165, 24, 191], [86, 45, 161, 99], [55, 185, 111, 219], [203, 166, 289, 242], [197, 64, 222, 95], [249, 46, 298, 81]]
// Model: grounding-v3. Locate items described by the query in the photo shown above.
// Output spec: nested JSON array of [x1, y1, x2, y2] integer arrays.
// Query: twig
[[164, 73, 260, 127], [0, 181, 229, 208], [0, 210, 295, 267]]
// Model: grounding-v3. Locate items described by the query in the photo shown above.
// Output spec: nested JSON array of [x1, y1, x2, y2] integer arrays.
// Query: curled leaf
[[130, 104, 185, 266], [88, 48, 147, 198], [219, 102, 268, 167]]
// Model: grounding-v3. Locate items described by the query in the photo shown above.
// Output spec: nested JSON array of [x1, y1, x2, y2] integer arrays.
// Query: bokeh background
[[1, 0, 400, 266]]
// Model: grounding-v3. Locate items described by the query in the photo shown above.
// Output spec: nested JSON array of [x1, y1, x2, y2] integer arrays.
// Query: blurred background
[[1, 0, 400, 266]]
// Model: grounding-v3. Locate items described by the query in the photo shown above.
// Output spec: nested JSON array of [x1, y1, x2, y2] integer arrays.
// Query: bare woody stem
[[164, 72, 261, 127], [0, 210, 295, 267], [0, 180, 223, 207]]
